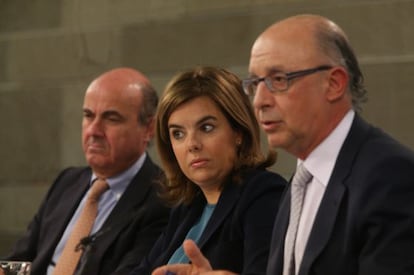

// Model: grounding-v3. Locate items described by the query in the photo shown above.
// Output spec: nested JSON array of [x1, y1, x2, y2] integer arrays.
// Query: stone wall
[[1, 0, 413, 255]]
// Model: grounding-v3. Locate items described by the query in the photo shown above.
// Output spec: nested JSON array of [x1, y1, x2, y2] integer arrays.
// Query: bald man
[[152, 14, 414, 275], [3, 68, 170, 275]]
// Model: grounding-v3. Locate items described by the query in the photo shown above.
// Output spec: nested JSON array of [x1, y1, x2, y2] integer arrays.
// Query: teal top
[[168, 203, 216, 264]]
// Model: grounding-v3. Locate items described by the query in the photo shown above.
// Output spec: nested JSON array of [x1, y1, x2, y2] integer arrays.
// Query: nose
[[84, 118, 104, 137], [187, 132, 202, 153], [253, 81, 274, 110]]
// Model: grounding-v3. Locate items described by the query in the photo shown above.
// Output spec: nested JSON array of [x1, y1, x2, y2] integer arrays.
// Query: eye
[[251, 78, 261, 87], [107, 115, 122, 122], [170, 129, 185, 140], [83, 110, 94, 120], [201, 124, 214, 133], [271, 73, 287, 83]]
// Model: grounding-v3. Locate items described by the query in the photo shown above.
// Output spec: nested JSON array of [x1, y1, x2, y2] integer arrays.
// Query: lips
[[87, 142, 106, 153], [260, 120, 282, 132], [190, 158, 209, 168]]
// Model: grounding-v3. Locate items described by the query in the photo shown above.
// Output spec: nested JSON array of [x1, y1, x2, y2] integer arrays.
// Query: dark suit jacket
[[4, 155, 170, 275], [130, 169, 287, 275], [267, 115, 414, 275]]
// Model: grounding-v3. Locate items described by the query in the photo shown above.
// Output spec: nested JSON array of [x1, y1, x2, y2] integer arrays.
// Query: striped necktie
[[283, 164, 312, 275]]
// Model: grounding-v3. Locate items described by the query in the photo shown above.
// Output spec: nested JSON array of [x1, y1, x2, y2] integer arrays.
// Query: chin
[[267, 136, 280, 148], [267, 136, 287, 149], [189, 176, 213, 187], [87, 157, 109, 168]]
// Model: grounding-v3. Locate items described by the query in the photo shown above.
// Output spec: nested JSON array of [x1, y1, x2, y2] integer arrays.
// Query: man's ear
[[326, 66, 349, 102]]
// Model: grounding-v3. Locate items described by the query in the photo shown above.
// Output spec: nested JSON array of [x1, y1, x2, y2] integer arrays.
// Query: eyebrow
[[102, 110, 123, 117], [168, 115, 218, 129], [248, 66, 286, 78], [83, 108, 124, 119]]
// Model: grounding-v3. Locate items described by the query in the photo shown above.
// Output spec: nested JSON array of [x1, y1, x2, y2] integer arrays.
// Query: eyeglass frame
[[242, 65, 333, 96]]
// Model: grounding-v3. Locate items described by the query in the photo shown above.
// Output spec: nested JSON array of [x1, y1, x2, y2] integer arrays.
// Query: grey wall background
[[0, 0, 413, 255]]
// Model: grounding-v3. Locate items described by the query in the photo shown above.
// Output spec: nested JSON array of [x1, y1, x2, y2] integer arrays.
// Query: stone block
[[0, 87, 62, 183], [3, 31, 122, 83], [363, 62, 414, 150], [120, 14, 254, 72], [322, 1, 414, 57], [0, 0, 61, 32], [0, 185, 48, 231], [60, 83, 87, 168]]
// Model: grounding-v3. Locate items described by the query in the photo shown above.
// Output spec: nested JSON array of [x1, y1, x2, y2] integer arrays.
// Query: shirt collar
[[300, 110, 354, 187], [91, 152, 147, 200]]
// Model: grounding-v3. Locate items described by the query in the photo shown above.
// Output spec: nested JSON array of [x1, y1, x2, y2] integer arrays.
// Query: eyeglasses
[[242, 65, 332, 96]]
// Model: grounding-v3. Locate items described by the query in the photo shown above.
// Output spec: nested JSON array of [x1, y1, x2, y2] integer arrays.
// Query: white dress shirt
[[291, 110, 354, 274]]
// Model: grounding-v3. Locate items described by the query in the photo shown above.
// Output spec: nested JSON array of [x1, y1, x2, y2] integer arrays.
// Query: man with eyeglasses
[[151, 14, 414, 275]]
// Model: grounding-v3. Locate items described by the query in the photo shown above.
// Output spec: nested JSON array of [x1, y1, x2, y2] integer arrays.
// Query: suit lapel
[[43, 169, 91, 263], [164, 197, 206, 260], [159, 182, 240, 261], [299, 115, 372, 275], [197, 181, 240, 249], [299, 175, 346, 275], [95, 156, 161, 252]]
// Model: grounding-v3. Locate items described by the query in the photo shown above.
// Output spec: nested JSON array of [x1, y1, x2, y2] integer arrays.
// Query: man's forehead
[[249, 42, 292, 75], [249, 31, 320, 75]]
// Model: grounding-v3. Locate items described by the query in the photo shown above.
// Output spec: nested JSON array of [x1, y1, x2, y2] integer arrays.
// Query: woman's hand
[[151, 239, 237, 275]]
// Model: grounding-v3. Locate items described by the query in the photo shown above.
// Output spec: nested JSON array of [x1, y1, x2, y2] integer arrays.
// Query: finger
[[151, 266, 166, 275], [183, 239, 212, 271], [152, 266, 174, 275], [152, 264, 190, 275], [202, 272, 232, 275]]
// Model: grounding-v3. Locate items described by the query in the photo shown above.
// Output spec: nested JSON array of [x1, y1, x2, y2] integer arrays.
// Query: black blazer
[[131, 169, 287, 275], [267, 115, 414, 275], [3, 156, 170, 275]]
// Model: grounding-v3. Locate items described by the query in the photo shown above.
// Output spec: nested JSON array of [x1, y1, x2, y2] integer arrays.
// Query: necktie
[[283, 164, 312, 275], [53, 178, 109, 275]]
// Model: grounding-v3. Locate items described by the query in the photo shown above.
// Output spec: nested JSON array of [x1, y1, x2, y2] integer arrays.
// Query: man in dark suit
[[2, 68, 170, 275], [249, 14, 414, 275], [153, 14, 414, 275]]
